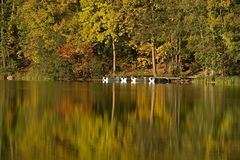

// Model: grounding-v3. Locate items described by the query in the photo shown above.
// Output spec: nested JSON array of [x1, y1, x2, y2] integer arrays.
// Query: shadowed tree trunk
[[1, 0, 7, 74]]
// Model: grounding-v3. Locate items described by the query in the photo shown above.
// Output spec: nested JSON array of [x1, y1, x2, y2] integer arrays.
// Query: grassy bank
[[2, 65, 240, 85], [193, 76, 240, 85]]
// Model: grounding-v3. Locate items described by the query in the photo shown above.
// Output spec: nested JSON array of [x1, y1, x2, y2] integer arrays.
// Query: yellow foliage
[[137, 43, 151, 53], [137, 57, 151, 67], [156, 42, 171, 63]]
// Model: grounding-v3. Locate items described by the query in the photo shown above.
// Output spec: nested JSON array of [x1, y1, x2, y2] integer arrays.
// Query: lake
[[0, 81, 240, 160]]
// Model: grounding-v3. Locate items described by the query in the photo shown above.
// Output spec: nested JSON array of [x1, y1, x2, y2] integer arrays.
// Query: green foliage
[[36, 52, 72, 80], [22, 53, 72, 81], [1, 0, 240, 79]]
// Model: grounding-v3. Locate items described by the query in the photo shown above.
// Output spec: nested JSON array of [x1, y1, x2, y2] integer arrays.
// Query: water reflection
[[0, 81, 240, 159]]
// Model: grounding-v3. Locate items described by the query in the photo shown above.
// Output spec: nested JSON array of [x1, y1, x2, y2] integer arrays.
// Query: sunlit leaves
[[1, 0, 240, 77]]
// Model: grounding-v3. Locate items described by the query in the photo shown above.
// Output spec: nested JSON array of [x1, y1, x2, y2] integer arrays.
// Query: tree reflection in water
[[0, 81, 239, 159]]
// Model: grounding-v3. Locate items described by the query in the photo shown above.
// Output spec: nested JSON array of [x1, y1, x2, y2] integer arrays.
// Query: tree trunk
[[112, 38, 116, 75], [164, 62, 168, 74], [178, 35, 181, 71], [200, 25, 203, 39], [11, 0, 15, 20], [151, 37, 157, 76], [1, 0, 6, 72]]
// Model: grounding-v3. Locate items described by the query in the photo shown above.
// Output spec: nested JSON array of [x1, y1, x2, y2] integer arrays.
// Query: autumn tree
[[124, 0, 167, 76], [79, 0, 126, 75], [0, 0, 22, 77], [17, 0, 81, 79]]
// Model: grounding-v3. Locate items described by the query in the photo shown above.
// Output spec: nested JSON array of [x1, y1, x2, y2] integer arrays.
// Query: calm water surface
[[0, 81, 240, 160]]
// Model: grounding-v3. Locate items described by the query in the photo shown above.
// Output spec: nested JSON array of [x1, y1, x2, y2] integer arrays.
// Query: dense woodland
[[0, 0, 240, 80]]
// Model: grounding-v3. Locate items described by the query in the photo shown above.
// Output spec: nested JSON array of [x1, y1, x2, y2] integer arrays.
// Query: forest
[[0, 0, 240, 80]]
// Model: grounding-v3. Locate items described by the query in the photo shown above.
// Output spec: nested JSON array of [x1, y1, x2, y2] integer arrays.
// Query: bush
[[22, 51, 73, 80]]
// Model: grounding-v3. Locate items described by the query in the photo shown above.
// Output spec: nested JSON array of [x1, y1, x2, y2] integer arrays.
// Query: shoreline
[[1, 75, 240, 85]]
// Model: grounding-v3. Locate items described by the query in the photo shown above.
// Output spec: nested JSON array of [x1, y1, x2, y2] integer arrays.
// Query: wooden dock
[[102, 76, 195, 84]]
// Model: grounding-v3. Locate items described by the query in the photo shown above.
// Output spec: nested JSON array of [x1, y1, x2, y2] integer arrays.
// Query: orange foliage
[[55, 43, 95, 63], [55, 42, 79, 58], [80, 44, 95, 60]]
